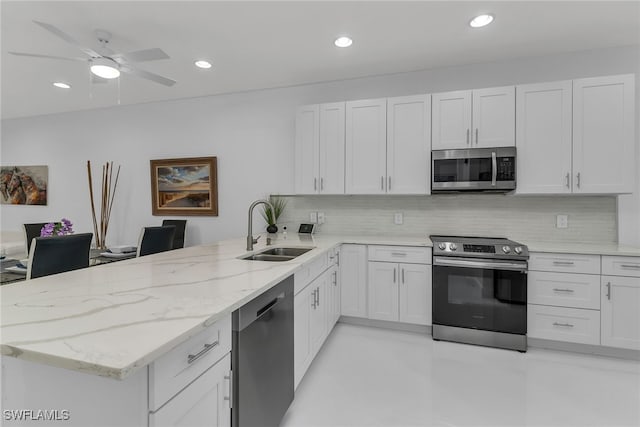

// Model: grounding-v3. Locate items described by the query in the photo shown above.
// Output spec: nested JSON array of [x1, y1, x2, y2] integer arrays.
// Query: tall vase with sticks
[[87, 161, 120, 250]]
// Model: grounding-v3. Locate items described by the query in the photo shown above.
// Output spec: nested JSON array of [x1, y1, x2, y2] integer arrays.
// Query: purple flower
[[40, 219, 74, 237]]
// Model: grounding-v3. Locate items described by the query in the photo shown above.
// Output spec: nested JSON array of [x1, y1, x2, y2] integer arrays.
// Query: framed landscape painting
[[0, 165, 48, 205], [150, 157, 218, 216]]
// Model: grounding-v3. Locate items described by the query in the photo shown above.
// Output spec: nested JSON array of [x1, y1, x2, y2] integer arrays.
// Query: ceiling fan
[[9, 21, 176, 87]]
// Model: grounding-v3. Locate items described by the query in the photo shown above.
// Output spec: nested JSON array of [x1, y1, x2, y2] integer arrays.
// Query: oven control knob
[[502, 245, 511, 254], [449, 243, 458, 251], [438, 243, 447, 250], [514, 246, 523, 255]]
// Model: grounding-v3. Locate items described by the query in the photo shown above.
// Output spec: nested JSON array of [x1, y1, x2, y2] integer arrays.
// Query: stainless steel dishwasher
[[232, 275, 294, 427]]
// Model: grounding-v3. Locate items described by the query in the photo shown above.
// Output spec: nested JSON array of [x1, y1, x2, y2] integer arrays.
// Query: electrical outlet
[[394, 212, 403, 225], [317, 212, 325, 224], [310, 212, 317, 223], [556, 214, 569, 228]]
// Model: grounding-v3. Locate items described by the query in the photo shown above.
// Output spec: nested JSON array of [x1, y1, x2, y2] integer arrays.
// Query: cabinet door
[[601, 275, 640, 350], [149, 354, 231, 427], [310, 274, 328, 356], [340, 244, 368, 318], [319, 102, 346, 194], [516, 81, 572, 194], [387, 94, 431, 194], [431, 90, 472, 150], [294, 284, 313, 389], [367, 262, 399, 322], [472, 86, 515, 148], [295, 105, 320, 194], [325, 266, 340, 332], [399, 263, 431, 325], [332, 265, 341, 325], [345, 99, 387, 194], [573, 74, 635, 194]]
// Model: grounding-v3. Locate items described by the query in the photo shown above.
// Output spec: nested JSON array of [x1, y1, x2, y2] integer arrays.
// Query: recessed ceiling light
[[90, 57, 120, 79], [53, 82, 71, 89], [195, 60, 212, 69], [470, 14, 494, 28], [334, 36, 353, 48]]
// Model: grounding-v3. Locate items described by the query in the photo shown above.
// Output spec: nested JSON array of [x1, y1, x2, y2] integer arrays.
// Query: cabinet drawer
[[529, 252, 600, 274], [602, 256, 640, 277], [294, 251, 329, 295], [368, 245, 431, 264], [527, 304, 600, 345], [528, 271, 600, 310], [149, 315, 232, 411]]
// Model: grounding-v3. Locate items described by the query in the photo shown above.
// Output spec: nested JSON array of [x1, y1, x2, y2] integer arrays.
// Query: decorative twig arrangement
[[87, 161, 120, 249]]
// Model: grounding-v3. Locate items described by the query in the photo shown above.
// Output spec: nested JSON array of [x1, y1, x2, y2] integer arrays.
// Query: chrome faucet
[[247, 199, 274, 251]]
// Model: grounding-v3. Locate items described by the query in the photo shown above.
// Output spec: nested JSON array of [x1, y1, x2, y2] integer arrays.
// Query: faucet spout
[[247, 199, 274, 251]]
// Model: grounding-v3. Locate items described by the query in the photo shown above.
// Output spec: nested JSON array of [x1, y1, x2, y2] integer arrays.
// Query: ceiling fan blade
[[112, 48, 169, 63], [9, 52, 85, 62], [120, 65, 176, 87], [33, 20, 101, 58]]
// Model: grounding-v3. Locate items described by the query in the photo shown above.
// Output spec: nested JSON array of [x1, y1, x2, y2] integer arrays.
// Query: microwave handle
[[491, 151, 497, 186]]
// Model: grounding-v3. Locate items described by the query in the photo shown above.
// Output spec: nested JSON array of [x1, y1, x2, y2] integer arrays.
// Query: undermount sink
[[240, 247, 314, 262]]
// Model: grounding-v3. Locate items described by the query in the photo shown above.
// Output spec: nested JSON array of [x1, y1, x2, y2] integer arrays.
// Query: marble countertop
[[2, 232, 638, 380], [0, 233, 430, 380]]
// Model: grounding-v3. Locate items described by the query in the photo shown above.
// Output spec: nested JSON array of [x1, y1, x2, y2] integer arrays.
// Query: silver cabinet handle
[[320, 177, 324, 191], [576, 172, 581, 189], [475, 128, 479, 145], [393, 268, 396, 283], [621, 264, 640, 269], [314, 177, 317, 191], [606, 282, 611, 300], [402, 268, 405, 284], [491, 151, 497, 186], [565, 173, 570, 189], [391, 252, 407, 257], [553, 322, 574, 328], [333, 271, 337, 286], [553, 288, 574, 293], [188, 340, 219, 364], [224, 372, 233, 408], [381, 176, 385, 190], [336, 252, 340, 266], [466, 129, 470, 145], [311, 289, 317, 309], [317, 287, 320, 306], [553, 261, 575, 265], [388, 176, 391, 191]]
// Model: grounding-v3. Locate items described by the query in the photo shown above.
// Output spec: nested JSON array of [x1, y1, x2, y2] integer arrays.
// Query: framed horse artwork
[[0, 166, 48, 205]]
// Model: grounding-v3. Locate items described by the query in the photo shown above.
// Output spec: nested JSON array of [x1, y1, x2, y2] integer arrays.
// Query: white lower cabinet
[[149, 354, 231, 427], [340, 244, 368, 318], [368, 262, 399, 321], [601, 274, 640, 350], [527, 305, 600, 345]]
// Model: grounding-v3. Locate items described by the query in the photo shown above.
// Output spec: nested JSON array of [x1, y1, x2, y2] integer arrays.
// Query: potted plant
[[260, 196, 287, 233]]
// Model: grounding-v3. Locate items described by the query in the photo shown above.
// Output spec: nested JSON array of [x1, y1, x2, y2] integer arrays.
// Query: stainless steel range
[[430, 235, 529, 352]]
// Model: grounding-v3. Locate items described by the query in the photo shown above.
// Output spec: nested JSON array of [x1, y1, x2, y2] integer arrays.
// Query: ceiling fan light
[[90, 57, 120, 79]]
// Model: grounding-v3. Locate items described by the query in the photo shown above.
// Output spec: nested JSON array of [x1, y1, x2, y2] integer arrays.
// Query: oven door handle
[[433, 256, 527, 272], [491, 151, 497, 186]]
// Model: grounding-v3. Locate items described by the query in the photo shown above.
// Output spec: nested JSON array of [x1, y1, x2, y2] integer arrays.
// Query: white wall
[[2, 45, 638, 246]]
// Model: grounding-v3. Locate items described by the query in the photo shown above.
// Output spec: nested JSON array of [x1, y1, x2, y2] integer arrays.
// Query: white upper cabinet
[[295, 105, 320, 194], [432, 87, 514, 150], [432, 90, 472, 150], [345, 99, 388, 194], [516, 81, 573, 194], [295, 102, 345, 195], [386, 94, 431, 194], [472, 86, 515, 148], [572, 74, 635, 194]]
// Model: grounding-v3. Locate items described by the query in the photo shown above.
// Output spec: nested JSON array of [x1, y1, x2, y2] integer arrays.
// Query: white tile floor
[[282, 323, 640, 427]]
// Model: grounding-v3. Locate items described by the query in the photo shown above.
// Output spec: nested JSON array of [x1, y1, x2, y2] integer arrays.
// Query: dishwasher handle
[[256, 293, 284, 319]]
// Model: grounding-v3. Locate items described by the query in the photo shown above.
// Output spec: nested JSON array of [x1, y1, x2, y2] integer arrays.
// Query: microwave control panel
[[497, 157, 515, 181]]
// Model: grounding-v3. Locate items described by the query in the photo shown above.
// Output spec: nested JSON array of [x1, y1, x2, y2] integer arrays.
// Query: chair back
[[27, 233, 93, 280], [162, 219, 187, 249], [23, 223, 48, 255], [137, 226, 176, 257]]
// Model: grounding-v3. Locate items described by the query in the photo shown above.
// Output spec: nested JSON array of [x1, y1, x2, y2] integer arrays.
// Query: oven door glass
[[432, 264, 527, 334]]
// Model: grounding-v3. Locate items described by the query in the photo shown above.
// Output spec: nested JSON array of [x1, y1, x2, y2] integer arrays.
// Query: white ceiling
[[2, 1, 639, 119]]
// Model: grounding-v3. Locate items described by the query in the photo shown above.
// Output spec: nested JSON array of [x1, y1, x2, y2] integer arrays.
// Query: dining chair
[[26, 233, 93, 280], [23, 222, 48, 256], [137, 226, 176, 257], [161, 219, 187, 249]]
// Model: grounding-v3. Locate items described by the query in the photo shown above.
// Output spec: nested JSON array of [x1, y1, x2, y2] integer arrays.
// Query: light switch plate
[[309, 212, 317, 223], [394, 213, 403, 225], [556, 214, 568, 228]]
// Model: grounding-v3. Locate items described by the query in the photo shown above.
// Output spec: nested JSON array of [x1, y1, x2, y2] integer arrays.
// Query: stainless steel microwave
[[431, 147, 516, 192]]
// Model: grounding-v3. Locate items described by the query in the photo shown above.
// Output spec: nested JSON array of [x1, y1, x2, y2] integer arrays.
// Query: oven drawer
[[602, 256, 640, 278], [528, 271, 600, 310], [527, 304, 600, 345], [148, 314, 232, 411], [368, 245, 431, 264], [529, 252, 600, 275]]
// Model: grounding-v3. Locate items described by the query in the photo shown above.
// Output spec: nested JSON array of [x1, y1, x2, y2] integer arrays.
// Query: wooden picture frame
[[150, 157, 218, 216]]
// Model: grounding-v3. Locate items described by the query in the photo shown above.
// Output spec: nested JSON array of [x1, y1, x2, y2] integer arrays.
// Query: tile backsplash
[[276, 194, 617, 243]]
